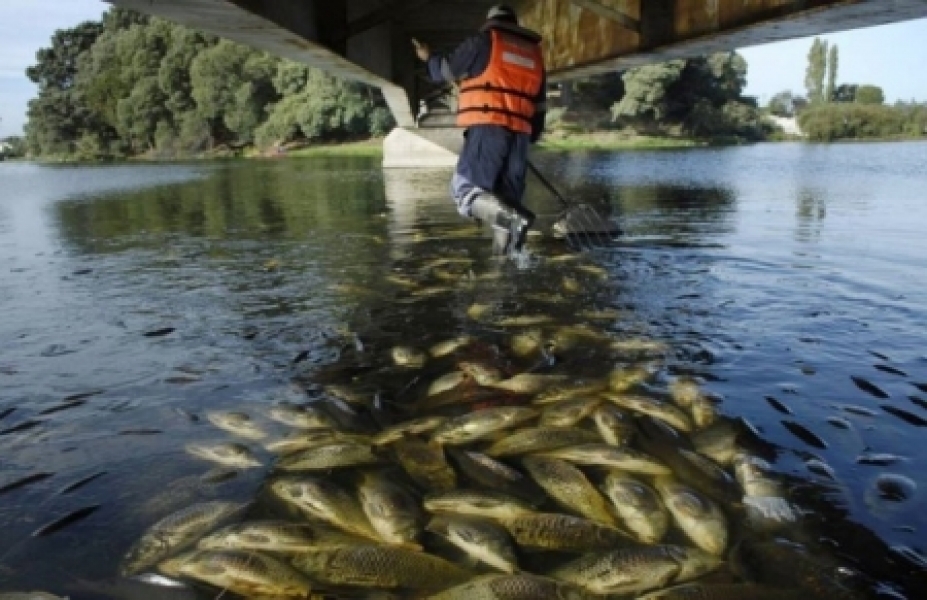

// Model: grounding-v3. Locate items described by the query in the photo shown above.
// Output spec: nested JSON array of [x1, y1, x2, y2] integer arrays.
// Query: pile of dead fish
[[103, 310, 881, 599]]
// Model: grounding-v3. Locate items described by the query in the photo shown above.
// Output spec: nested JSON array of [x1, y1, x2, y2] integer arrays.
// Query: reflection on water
[[0, 143, 926, 598]]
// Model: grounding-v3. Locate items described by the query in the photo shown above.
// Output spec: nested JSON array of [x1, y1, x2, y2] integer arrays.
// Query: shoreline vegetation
[[12, 127, 927, 165], [11, 10, 924, 163]]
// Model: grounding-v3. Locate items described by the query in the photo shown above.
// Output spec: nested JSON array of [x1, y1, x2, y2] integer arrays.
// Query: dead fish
[[271, 476, 379, 541], [608, 364, 656, 392], [0, 419, 42, 436], [121, 501, 249, 575], [501, 512, 629, 553], [31, 504, 100, 537], [38, 399, 87, 415], [690, 418, 741, 467], [428, 371, 469, 397], [198, 520, 366, 553], [291, 545, 471, 590], [494, 315, 556, 327], [57, 471, 107, 495], [433, 407, 538, 445], [424, 489, 535, 521], [856, 453, 906, 466], [540, 396, 603, 428], [732, 454, 783, 497], [467, 302, 493, 321], [372, 416, 447, 446], [781, 420, 828, 449], [603, 393, 693, 432], [358, 470, 423, 549], [765, 396, 793, 415], [550, 545, 720, 596], [522, 456, 618, 526], [428, 573, 596, 600], [430, 335, 474, 358], [459, 361, 504, 386], [392, 438, 457, 493], [510, 328, 545, 357], [276, 441, 382, 471], [533, 380, 609, 405], [691, 395, 718, 429], [265, 429, 372, 454], [881, 405, 927, 427], [447, 449, 543, 502], [177, 549, 312, 598], [426, 515, 518, 573], [143, 327, 175, 337], [654, 478, 728, 556], [206, 411, 266, 440], [484, 427, 600, 457], [592, 405, 635, 446], [669, 377, 702, 408], [874, 364, 907, 377], [391, 346, 428, 368], [185, 442, 262, 469], [850, 375, 889, 399], [602, 474, 669, 544], [0, 472, 54, 495], [840, 404, 879, 417], [538, 444, 671, 476], [266, 404, 336, 429]]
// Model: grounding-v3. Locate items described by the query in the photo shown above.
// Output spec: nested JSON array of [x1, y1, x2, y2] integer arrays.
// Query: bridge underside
[[105, 0, 927, 127]]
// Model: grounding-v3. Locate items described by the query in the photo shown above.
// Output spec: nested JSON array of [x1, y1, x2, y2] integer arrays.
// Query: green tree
[[190, 40, 279, 144], [833, 84, 858, 103], [256, 62, 393, 148], [855, 85, 885, 105], [611, 61, 687, 121], [768, 91, 794, 117], [24, 20, 105, 155], [804, 38, 828, 104], [826, 44, 839, 102]]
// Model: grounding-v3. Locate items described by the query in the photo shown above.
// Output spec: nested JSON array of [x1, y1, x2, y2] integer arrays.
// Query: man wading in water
[[413, 4, 547, 257]]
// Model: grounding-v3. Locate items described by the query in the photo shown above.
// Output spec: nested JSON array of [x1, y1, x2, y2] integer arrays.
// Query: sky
[[1, 1, 927, 138]]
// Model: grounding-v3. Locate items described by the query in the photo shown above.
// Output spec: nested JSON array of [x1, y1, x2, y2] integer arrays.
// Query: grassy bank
[[538, 131, 703, 151]]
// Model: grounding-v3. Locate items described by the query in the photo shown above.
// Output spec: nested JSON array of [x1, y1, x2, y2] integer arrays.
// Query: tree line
[[558, 51, 769, 141], [24, 8, 394, 159], [767, 37, 927, 141]]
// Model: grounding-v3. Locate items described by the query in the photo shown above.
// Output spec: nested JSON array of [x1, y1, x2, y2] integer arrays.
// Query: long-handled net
[[526, 160, 620, 249]]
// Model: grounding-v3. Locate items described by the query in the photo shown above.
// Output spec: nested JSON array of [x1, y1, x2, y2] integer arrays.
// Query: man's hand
[[411, 38, 430, 62]]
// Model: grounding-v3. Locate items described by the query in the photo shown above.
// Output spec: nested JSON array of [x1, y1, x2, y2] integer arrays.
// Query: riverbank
[[259, 131, 703, 159]]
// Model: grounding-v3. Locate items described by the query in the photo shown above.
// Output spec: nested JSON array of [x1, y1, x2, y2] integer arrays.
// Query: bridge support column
[[382, 127, 464, 168]]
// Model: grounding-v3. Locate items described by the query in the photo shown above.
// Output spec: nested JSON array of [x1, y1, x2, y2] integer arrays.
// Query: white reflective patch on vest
[[502, 51, 536, 69]]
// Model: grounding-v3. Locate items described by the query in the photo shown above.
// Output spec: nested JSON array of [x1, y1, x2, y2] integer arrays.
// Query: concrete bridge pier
[[382, 127, 462, 168]]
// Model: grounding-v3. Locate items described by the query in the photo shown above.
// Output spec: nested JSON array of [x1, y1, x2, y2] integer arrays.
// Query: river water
[[1, 142, 926, 598]]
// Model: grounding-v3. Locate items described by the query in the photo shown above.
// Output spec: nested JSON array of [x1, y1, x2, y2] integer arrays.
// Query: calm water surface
[[1, 142, 926, 598]]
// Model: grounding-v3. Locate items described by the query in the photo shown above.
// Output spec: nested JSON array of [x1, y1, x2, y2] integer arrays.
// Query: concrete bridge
[[104, 0, 927, 165]]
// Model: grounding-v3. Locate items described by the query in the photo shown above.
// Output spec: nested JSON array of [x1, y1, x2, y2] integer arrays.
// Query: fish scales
[[428, 573, 598, 600], [484, 427, 600, 457], [292, 545, 471, 590], [522, 456, 618, 527], [501, 512, 631, 552], [177, 549, 312, 598]]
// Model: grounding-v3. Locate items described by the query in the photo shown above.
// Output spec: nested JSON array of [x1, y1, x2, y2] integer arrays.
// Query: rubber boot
[[469, 194, 534, 256]]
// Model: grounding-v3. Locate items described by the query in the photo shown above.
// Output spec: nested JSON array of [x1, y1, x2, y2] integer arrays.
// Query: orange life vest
[[457, 28, 545, 134]]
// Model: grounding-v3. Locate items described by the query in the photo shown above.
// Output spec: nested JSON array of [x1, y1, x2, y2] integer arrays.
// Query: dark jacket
[[426, 20, 547, 142]]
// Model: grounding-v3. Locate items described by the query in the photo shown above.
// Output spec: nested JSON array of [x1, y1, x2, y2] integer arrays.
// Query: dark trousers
[[450, 125, 531, 218]]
